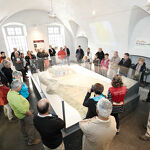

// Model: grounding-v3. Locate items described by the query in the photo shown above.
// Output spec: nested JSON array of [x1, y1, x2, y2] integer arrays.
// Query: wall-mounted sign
[[136, 39, 150, 46], [33, 40, 45, 50]]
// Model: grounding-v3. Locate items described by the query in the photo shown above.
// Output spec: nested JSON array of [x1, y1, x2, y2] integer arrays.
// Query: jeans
[[77, 58, 82, 64], [20, 115, 39, 143], [60, 59, 65, 65], [111, 113, 119, 129], [44, 142, 65, 150], [65, 56, 70, 65], [145, 112, 150, 137], [37, 59, 44, 72], [3, 104, 13, 120], [94, 65, 100, 73], [100, 68, 108, 77], [51, 56, 56, 65]]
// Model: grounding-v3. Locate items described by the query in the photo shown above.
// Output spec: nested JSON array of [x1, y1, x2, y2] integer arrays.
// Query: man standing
[[7, 79, 40, 146], [33, 99, 65, 150], [80, 98, 116, 150], [96, 48, 104, 62], [108, 51, 120, 79], [76, 45, 84, 64], [118, 53, 132, 77], [49, 45, 56, 65], [64, 46, 70, 65], [11, 48, 20, 62]]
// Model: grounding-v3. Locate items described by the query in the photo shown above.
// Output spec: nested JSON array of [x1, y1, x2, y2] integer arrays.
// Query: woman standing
[[42, 50, 49, 69], [107, 74, 127, 134], [100, 53, 110, 77], [58, 47, 66, 65], [13, 52, 26, 80], [84, 48, 92, 70], [132, 57, 146, 82]]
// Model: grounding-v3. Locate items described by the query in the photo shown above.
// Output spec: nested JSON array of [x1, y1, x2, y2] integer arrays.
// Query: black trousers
[[18, 69, 26, 79], [111, 113, 119, 129]]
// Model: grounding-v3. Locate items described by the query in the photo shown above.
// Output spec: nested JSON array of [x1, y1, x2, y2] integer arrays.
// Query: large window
[[48, 24, 65, 48], [2, 23, 28, 55]]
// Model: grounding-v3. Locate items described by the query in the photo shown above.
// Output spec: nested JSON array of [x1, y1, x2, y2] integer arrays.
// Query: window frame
[[47, 23, 65, 48], [2, 22, 28, 56]]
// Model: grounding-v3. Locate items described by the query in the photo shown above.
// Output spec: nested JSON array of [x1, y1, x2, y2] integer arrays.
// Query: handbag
[[112, 105, 124, 114]]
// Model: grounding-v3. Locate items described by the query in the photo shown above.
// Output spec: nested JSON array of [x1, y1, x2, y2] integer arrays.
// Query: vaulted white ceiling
[[0, 0, 150, 53], [0, 0, 148, 24]]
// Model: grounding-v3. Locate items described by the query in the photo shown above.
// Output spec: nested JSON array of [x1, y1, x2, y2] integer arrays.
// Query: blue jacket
[[83, 92, 105, 119], [19, 82, 29, 99]]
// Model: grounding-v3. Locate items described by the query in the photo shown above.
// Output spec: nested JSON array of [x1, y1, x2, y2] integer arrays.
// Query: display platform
[[31, 64, 140, 128]]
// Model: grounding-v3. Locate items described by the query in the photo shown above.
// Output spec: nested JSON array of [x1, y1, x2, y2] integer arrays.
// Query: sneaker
[[27, 139, 41, 146], [139, 135, 150, 141]]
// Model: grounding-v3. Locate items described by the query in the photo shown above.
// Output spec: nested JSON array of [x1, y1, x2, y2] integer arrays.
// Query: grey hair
[[12, 71, 22, 78], [3, 60, 11, 67], [96, 98, 112, 118], [11, 79, 22, 90]]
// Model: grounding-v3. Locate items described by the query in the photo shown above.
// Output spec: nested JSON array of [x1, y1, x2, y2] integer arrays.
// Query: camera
[[91, 85, 94, 93]]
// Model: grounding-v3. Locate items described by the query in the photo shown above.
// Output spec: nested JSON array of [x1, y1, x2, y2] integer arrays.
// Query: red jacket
[[100, 58, 110, 70], [109, 86, 127, 105], [58, 50, 66, 59], [0, 82, 9, 105], [0, 57, 2, 63]]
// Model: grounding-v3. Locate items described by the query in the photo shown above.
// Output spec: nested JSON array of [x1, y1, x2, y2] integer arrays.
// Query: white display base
[[33, 64, 137, 128]]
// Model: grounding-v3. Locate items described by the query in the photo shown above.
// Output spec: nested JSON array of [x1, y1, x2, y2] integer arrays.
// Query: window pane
[[48, 25, 64, 48], [3, 24, 28, 54], [15, 27, 22, 35], [7, 28, 15, 36], [48, 27, 53, 34], [54, 27, 59, 34]]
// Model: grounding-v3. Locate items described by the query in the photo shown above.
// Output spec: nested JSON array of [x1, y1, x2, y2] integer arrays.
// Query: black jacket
[[49, 48, 56, 57], [33, 114, 65, 149], [0, 69, 9, 86], [64, 48, 70, 56], [83, 92, 105, 119], [118, 58, 132, 68], [76, 49, 84, 59], [96, 51, 104, 61], [11, 51, 20, 61], [133, 62, 146, 72], [133, 62, 146, 81], [42, 53, 49, 59], [2, 67, 13, 84], [25, 55, 36, 66], [37, 52, 43, 59]]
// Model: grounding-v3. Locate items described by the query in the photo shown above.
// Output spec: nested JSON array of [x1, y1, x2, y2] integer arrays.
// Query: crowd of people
[[0, 45, 149, 150], [77, 46, 147, 82]]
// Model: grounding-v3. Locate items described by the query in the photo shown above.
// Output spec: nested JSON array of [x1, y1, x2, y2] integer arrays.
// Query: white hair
[[3, 60, 11, 67], [11, 79, 22, 90], [96, 98, 112, 118], [12, 71, 22, 78]]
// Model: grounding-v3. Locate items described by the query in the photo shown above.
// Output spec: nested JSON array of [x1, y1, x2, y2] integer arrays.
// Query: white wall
[[75, 36, 88, 53], [0, 9, 76, 60], [129, 16, 150, 57]]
